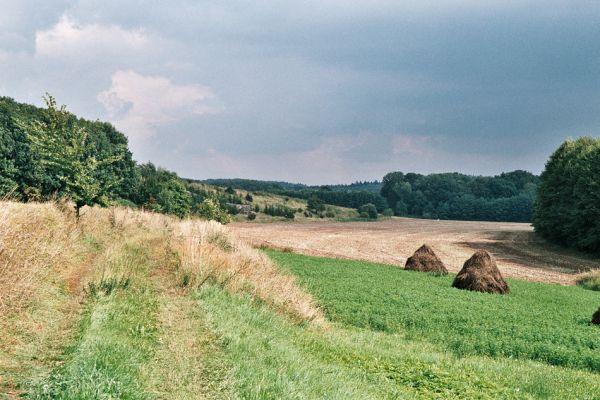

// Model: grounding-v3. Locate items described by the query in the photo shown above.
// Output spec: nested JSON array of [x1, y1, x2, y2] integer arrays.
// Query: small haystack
[[592, 308, 600, 325], [452, 250, 509, 294], [405, 244, 448, 275]]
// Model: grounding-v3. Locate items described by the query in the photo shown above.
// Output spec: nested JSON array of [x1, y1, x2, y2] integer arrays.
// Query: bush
[[382, 208, 394, 217], [245, 193, 253, 202], [325, 211, 335, 218], [197, 198, 231, 224], [307, 195, 325, 212], [264, 204, 295, 219], [247, 211, 257, 220], [358, 203, 378, 219]]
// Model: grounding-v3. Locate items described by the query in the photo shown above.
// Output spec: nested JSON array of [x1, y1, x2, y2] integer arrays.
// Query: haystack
[[452, 250, 509, 294], [404, 244, 448, 275], [593, 308, 600, 325]]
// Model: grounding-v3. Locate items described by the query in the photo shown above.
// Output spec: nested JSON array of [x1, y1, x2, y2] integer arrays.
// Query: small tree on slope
[[18, 94, 123, 218]]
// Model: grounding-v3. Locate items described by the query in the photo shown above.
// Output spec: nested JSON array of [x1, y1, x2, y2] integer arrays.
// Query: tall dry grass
[[172, 220, 324, 323], [0, 201, 322, 348]]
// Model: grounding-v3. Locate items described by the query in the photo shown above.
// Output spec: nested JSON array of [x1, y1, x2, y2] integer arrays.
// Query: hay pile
[[404, 244, 448, 275], [593, 308, 600, 325], [452, 250, 509, 294]]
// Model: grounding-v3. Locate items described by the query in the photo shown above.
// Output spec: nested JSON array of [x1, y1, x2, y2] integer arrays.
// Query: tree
[[18, 95, 123, 217], [534, 137, 600, 252], [135, 163, 192, 218]]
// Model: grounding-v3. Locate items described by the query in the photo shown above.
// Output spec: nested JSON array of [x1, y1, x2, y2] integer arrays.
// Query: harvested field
[[230, 218, 600, 285]]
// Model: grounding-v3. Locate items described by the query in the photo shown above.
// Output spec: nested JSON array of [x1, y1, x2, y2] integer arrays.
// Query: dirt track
[[230, 218, 600, 285]]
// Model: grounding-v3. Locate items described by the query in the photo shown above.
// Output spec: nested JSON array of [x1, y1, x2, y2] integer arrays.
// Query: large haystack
[[452, 250, 509, 294], [593, 308, 600, 325], [405, 244, 448, 275]]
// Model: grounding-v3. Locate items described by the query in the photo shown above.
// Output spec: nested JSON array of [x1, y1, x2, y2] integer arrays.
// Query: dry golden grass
[[0, 200, 323, 393], [172, 219, 324, 324]]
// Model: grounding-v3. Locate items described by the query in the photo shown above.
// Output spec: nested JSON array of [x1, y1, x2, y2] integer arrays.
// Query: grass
[[29, 241, 159, 399], [265, 250, 600, 373], [196, 283, 600, 399], [578, 270, 600, 291]]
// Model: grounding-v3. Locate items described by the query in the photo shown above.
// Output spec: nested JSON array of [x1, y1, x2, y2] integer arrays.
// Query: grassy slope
[[266, 250, 600, 372]]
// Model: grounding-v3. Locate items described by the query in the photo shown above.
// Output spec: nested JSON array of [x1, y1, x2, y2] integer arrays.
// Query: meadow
[[267, 250, 600, 372]]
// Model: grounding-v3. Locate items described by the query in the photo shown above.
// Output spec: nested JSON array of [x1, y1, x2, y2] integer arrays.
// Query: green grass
[[196, 284, 600, 399], [265, 250, 600, 373], [578, 271, 600, 291], [29, 243, 159, 400]]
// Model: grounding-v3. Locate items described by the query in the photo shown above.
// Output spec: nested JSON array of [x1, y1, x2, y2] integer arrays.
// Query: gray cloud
[[1, 1, 599, 184]]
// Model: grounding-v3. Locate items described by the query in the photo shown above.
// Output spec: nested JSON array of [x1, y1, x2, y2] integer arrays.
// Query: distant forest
[[201, 171, 539, 223]]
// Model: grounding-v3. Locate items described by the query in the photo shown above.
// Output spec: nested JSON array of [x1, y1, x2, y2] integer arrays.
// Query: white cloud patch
[[97, 70, 221, 146], [35, 16, 149, 57]]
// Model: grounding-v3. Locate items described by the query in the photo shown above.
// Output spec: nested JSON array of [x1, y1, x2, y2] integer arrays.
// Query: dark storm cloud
[[1, 1, 599, 183]]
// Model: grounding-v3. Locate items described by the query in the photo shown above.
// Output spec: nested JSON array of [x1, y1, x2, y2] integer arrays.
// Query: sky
[[1, 0, 599, 184]]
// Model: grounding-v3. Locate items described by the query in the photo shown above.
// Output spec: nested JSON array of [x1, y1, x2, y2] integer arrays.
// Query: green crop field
[[265, 250, 600, 373]]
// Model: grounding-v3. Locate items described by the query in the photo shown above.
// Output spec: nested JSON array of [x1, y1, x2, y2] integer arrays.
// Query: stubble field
[[231, 217, 600, 285]]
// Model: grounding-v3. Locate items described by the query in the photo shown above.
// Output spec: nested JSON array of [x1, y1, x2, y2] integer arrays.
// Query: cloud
[[97, 70, 222, 147], [35, 16, 149, 58]]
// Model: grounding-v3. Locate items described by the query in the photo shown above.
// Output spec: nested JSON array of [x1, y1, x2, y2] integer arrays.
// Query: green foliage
[[1, 96, 136, 205], [16, 95, 124, 214], [263, 204, 295, 219], [245, 193, 253, 202], [534, 137, 600, 252], [134, 163, 192, 218], [358, 203, 378, 219], [267, 250, 600, 373], [197, 198, 231, 224], [201, 178, 388, 212], [382, 208, 394, 217], [307, 194, 325, 212], [381, 170, 538, 222]]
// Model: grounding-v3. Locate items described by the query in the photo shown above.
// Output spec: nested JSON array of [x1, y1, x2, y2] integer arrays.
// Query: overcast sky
[[1, 1, 599, 184]]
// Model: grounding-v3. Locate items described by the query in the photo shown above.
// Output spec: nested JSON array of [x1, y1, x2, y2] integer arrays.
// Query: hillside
[[1, 202, 599, 399]]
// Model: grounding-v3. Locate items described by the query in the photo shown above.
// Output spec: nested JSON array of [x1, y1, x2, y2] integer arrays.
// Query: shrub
[[358, 203, 378, 219], [245, 193, 253, 202], [382, 208, 394, 217], [197, 198, 231, 224], [247, 211, 257, 220], [264, 204, 295, 219]]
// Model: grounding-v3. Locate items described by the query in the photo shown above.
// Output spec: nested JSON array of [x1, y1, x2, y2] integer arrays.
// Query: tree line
[[380, 170, 539, 222], [0, 95, 230, 222]]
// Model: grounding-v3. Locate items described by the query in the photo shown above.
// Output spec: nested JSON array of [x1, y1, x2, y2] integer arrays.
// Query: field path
[[230, 218, 600, 285]]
